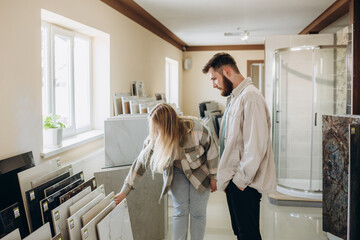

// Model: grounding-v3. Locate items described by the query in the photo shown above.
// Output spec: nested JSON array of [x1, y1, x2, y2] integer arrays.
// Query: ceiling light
[[224, 30, 250, 41]]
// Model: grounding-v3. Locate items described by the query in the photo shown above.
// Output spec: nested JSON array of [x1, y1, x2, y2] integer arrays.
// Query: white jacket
[[217, 77, 276, 193]]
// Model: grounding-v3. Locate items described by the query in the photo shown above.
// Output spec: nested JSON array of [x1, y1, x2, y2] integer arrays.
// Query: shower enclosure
[[273, 45, 349, 199]]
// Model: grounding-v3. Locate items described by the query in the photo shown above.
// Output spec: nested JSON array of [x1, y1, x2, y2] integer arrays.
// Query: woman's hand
[[114, 192, 127, 205], [210, 179, 217, 192]]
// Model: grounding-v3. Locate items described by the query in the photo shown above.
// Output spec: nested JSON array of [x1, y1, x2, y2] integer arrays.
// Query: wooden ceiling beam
[[299, 0, 349, 34]]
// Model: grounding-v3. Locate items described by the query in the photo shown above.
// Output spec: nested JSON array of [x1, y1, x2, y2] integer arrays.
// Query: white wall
[[182, 50, 264, 116], [0, 0, 182, 165]]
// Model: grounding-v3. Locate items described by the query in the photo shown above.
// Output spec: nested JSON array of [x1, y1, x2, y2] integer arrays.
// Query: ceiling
[[133, 0, 338, 46]]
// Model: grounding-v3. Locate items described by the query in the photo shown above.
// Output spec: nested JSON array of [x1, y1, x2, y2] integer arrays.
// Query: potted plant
[[43, 114, 66, 148]]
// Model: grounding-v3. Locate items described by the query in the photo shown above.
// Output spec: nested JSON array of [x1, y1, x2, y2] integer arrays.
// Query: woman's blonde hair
[[140, 103, 192, 173]]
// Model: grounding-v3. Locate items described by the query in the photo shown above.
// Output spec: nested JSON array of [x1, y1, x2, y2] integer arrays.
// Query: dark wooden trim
[[101, 0, 187, 50], [299, 0, 349, 34], [247, 60, 264, 77], [351, 0, 360, 114], [186, 45, 265, 52]]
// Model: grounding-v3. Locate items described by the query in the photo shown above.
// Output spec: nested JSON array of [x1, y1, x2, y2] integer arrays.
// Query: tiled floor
[[165, 191, 328, 240]]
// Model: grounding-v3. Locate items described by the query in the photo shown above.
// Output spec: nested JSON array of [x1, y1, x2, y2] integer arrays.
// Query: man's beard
[[221, 75, 233, 96]]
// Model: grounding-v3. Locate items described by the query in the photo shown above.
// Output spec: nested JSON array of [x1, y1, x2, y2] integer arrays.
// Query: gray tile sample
[[44, 172, 84, 197], [104, 115, 149, 167], [80, 202, 116, 240], [26, 171, 71, 231], [349, 124, 360, 240], [0, 229, 21, 240], [23, 222, 51, 240], [59, 177, 97, 204], [67, 193, 106, 240], [322, 115, 360, 239], [69, 185, 105, 216], [51, 187, 91, 240], [81, 192, 114, 226], [94, 166, 166, 240], [97, 199, 133, 240], [31, 164, 69, 188]]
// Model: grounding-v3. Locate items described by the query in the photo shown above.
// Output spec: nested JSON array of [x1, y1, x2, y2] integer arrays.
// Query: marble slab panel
[[104, 115, 149, 167], [40, 178, 84, 236], [26, 171, 71, 232], [0, 203, 24, 239], [31, 165, 70, 188], [94, 166, 166, 240], [0, 229, 21, 240], [80, 202, 116, 240], [69, 185, 105, 216], [322, 115, 360, 239], [59, 177, 97, 204], [67, 193, 105, 240], [51, 187, 91, 240], [18, 157, 74, 232], [349, 124, 360, 240], [81, 192, 114, 226], [97, 199, 133, 240], [23, 222, 51, 240], [44, 172, 84, 197]]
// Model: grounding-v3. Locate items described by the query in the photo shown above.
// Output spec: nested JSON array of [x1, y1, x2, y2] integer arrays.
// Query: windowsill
[[41, 130, 104, 159]]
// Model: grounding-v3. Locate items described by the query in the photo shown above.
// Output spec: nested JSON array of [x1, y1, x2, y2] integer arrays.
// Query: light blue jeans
[[170, 166, 210, 240]]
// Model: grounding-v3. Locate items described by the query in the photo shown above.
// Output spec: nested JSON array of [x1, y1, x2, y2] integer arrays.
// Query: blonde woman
[[115, 103, 218, 240]]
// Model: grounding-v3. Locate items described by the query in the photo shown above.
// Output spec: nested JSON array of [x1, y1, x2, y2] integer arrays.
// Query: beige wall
[[0, 0, 182, 164], [182, 50, 264, 116]]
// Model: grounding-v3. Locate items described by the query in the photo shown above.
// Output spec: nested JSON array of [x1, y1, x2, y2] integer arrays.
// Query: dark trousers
[[225, 180, 262, 240]]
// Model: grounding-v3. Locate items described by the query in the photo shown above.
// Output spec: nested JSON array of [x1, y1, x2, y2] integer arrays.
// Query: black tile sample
[[0, 203, 24, 238], [44, 172, 84, 197], [59, 177, 97, 204], [26, 171, 70, 232]]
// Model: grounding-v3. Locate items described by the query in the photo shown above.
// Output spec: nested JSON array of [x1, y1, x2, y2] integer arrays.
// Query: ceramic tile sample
[[18, 158, 73, 232], [40, 178, 84, 235], [0, 229, 21, 240], [51, 233, 62, 240], [94, 166, 166, 240], [80, 202, 116, 240], [97, 199, 133, 240], [59, 177, 96, 204], [69, 185, 105, 216], [104, 115, 149, 167], [81, 192, 114, 226], [67, 193, 105, 240], [322, 115, 360, 239], [51, 187, 91, 240], [0, 203, 25, 239], [23, 222, 51, 240], [31, 164, 70, 188], [349, 124, 360, 240], [26, 171, 71, 232], [44, 172, 84, 197]]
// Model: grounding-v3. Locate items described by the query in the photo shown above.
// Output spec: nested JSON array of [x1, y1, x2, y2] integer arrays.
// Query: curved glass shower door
[[273, 45, 348, 199]]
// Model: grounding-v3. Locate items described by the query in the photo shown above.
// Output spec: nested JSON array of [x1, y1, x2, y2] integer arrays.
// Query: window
[[42, 22, 92, 137], [165, 57, 179, 107]]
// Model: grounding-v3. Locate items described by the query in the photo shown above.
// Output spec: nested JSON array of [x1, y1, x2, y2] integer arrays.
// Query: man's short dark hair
[[202, 52, 240, 74]]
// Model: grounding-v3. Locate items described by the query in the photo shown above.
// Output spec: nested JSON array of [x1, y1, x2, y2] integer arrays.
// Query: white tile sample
[[51, 187, 91, 240], [69, 185, 105, 216], [0, 229, 21, 240], [18, 157, 73, 231], [51, 233, 62, 240], [23, 222, 51, 240], [31, 164, 70, 188], [97, 199, 133, 240], [80, 202, 116, 240], [81, 192, 114, 226], [67, 193, 105, 240]]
